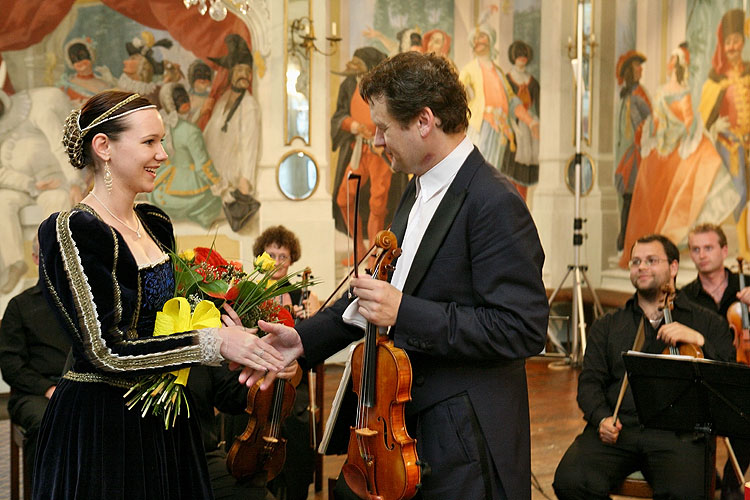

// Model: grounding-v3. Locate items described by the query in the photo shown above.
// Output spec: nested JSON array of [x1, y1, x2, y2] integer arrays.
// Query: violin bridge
[[355, 428, 378, 437]]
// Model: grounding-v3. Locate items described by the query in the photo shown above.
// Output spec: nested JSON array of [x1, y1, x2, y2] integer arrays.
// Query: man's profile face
[[688, 231, 728, 275], [370, 96, 424, 176], [230, 64, 252, 89], [629, 241, 675, 297], [0, 100, 4, 118]]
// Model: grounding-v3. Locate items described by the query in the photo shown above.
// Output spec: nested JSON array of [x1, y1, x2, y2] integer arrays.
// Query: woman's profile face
[[107, 108, 167, 195]]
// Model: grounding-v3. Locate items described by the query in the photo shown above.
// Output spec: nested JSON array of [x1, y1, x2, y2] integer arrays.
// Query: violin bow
[[613, 317, 645, 424]]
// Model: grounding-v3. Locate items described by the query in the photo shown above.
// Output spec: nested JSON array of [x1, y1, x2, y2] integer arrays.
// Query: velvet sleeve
[[38, 209, 220, 374]]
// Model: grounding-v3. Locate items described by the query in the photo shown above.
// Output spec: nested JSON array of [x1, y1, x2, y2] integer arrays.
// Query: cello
[[342, 230, 421, 500], [660, 284, 704, 358], [226, 307, 298, 480], [726, 257, 750, 365]]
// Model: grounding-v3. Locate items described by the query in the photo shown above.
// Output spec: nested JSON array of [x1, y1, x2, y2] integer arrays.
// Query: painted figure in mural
[[147, 83, 222, 229], [32, 90, 285, 500], [117, 31, 173, 105], [619, 43, 736, 268], [203, 34, 261, 230], [555, 235, 733, 500], [505, 40, 540, 200], [614, 50, 652, 252], [0, 86, 83, 294], [187, 59, 213, 124], [699, 9, 750, 259], [331, 47, 408, 263], [459, 24, 539, 201], [362, 26, 422, 56], [421, 28, 451, 57], [58, 37, 114, 105]]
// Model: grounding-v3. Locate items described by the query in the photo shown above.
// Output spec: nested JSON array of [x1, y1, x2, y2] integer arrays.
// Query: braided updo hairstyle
[[62, 91, 153, 169]]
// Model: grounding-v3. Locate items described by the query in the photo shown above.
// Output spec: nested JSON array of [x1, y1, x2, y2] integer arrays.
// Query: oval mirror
[[277, 150, 318, 200], [564, 152, 596, 197]]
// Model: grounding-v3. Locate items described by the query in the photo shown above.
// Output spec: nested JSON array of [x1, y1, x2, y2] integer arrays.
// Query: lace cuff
[[199, 328, 224, 366]]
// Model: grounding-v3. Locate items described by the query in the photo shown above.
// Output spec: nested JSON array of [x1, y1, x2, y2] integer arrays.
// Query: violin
[[226, 309, 298, 481], [342, 230, 421, 500], [726, 257, 750, 365], [660, 284, 704, 358]]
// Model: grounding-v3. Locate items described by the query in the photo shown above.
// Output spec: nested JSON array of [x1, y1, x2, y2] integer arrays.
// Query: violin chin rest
[[342, 463, 381, 500]]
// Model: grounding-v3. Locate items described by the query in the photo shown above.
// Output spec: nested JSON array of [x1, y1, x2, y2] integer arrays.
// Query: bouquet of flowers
[[124, 246, 317, 429]]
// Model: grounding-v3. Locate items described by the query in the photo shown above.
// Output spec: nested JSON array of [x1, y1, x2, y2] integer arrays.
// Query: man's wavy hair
[[359, 51, 469, 134]]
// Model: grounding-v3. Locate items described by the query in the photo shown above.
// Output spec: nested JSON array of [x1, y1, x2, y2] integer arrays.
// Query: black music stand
[[622, 351, 750, 497]]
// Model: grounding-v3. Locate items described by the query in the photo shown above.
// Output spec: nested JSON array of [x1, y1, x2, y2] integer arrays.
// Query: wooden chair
[[611, 471, 654, 498], [10, 421, 31, 500]]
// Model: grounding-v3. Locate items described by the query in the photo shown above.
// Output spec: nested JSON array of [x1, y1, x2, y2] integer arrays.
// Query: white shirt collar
[[417, 136, 473, 202]]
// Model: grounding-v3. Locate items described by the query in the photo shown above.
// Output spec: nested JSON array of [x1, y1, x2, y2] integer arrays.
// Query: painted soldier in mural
[[331, 46, 409, 262], [614, 50, 652, 252], [459, 24, 539, 201], [117, 31, 173, 105], [699, 8, 750, 258], [58, 37, 114, 105], [203, 34, 261, 231], [506, 40, 540, 200], [0, 85, 80, 293]]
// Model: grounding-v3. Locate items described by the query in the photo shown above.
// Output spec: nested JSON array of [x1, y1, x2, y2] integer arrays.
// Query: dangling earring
[[104, 161, 113, 194]]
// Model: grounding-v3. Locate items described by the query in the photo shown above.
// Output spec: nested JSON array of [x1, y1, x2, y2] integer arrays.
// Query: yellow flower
[[254, 252, 276, 272], [179, 249, 195, 261]]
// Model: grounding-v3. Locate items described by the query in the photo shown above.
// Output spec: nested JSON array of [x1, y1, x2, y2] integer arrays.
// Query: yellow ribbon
[[153, 298, 222, 386]]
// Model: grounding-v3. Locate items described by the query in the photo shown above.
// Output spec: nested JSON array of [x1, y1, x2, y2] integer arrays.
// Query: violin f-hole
[[378, 416, 394, 450]]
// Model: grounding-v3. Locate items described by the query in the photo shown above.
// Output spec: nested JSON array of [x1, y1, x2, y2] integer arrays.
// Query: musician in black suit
[[683, 223, 750, 500], [239, 52, 549, 500], [0, 235, 70, 482], [553, 234, 734, 500]]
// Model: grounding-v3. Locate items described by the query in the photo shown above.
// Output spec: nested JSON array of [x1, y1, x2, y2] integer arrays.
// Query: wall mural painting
[[615, 0, 749, 266], [0, 1, 261, 293], [332, 0, 542, 259]]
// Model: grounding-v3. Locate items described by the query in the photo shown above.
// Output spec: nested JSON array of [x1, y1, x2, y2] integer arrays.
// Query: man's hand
[[737, 286, 750, 306], [598, 416, 622, 444], [351, 277, 402, 327], [657, 322, 705, 347], [234, 319, 305, 390]]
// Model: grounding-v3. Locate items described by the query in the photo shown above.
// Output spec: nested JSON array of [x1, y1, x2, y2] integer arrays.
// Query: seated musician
[[683, 223, 750, 500], [223, 225, 319, 500], [553, 234, 735, 500]]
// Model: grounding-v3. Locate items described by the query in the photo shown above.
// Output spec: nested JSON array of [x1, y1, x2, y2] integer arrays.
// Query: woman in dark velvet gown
[[33, 91, 286, 500]]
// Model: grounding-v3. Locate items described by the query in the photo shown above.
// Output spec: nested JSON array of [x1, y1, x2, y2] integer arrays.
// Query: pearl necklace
[[90, 191, 142, 239]]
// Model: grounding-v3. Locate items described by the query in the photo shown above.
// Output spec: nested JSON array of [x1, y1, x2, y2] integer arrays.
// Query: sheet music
[[318, 342, 360, 454]]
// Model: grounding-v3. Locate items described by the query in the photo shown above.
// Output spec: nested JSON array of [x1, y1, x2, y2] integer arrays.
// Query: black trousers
[[333, 393, 506, 500], [553, 424, 709, 500]]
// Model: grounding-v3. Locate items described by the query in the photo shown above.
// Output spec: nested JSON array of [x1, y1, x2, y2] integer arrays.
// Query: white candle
[[332, 22, 337, 37]]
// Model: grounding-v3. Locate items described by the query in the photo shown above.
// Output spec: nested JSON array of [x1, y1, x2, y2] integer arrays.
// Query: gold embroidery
[[63, 370, 135, 389], [54, 208, 205, 372]]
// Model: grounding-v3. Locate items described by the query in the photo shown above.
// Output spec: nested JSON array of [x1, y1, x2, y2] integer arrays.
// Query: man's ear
[[417, 107, 436, 138], [90, 133, 110, 162]]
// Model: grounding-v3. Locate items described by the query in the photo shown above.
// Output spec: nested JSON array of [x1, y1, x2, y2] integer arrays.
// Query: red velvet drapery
[[0, 0, 252, 95]]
